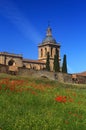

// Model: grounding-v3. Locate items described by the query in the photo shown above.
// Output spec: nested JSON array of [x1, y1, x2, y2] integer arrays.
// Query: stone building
[[38, 26, 60, 71], [0, 26, 61, 71], [0, 52, 23, 67]]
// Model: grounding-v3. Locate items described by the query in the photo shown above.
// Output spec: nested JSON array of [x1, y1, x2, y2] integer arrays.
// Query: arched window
[[23, 64, 26, 68], [51, 47, 53, 57], [8, 59, 15, 66], [45, 48, 47, 57], [41, 49, 43, 57]]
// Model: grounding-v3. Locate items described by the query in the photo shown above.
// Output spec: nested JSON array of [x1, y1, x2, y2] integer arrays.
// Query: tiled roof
[[23, 59, 45, 64], [0, 52, 22, 57], [76, 71, 86, 76]]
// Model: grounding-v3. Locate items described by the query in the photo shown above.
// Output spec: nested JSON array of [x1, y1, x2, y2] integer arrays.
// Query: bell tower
[[38, 26, 61, 71]]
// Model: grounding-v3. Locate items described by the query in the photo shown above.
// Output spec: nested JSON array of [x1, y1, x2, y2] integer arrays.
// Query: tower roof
[[42, 26, 57, 44]]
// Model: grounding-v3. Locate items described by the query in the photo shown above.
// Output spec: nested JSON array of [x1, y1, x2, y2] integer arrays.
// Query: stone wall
[[0, 55, 5, 64], [63, 73, 73, 83], [0, 64, 86, 84], [18, 67, 73, 82], [76, 75, 86, 84], [0, 64, 8, 73]]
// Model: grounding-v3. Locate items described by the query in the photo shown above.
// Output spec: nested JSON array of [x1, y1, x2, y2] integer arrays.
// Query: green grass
[[0, 74, 86, 130]]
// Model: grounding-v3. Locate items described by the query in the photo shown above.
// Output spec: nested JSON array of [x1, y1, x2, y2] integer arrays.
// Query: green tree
[[46, 52, 50, 71], [62, 54, 67, 73], [53, 49, 60, 72]]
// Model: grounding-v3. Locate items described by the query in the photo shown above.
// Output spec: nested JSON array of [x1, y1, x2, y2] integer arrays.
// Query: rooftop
[[42, 26, 57, 44], [23, 59, 45, 64], [0, 52, 22, 57]]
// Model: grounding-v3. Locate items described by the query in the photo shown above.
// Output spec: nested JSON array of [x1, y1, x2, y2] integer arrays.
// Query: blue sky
[[0, 0, 86, 73]]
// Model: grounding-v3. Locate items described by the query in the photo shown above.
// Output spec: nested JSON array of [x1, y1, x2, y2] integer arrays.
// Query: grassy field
[[0, 73, 86, 130]]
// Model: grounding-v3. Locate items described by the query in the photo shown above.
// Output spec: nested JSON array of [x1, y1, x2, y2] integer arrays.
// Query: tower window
[[45, 48, 47, 57], [51, 47, 53, 57], [41, 49, 43, 57]]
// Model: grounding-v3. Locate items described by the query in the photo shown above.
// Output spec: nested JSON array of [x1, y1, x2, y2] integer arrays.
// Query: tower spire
[[46, 21, 52, 36]]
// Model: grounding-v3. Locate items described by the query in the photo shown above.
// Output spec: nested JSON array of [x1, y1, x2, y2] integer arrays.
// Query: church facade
[[0, 26, 61, 71]]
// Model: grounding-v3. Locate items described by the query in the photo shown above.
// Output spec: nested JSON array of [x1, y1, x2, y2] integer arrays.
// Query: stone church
[[0, 26, 61, 71]]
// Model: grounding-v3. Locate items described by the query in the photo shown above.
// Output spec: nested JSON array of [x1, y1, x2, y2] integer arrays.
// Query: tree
[[46, 52, 50, 71], [53, 49, 60, 72], [62, 54, 67, 73]]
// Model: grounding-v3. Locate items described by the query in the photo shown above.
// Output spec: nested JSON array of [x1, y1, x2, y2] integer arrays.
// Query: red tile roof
[[74, 71, 86, 77], [23, 59, 45, 64]]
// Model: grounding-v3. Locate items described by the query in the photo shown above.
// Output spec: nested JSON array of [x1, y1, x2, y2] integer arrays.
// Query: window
[[51, 47, 53, 57], [45, 48, 47, 57], [41, 49, 43, 57], [8, 59, 15, 66]]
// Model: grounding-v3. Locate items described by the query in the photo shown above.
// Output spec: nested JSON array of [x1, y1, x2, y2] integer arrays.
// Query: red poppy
[[55, 96, 67, 103]]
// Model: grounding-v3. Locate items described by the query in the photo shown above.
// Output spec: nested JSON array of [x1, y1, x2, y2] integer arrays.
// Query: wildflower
[[73, 113, 78, 117], [64, 120, 69, 124], [78, 101, 82, 105], [78, 115, 83, 119], [68, 111, 72, 114], [0, 86, 2, 90], [72, 92, 77, 97], [31, 91, 37, 95], [68, 98, 74, 102], [55, 96, 67, 103]]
